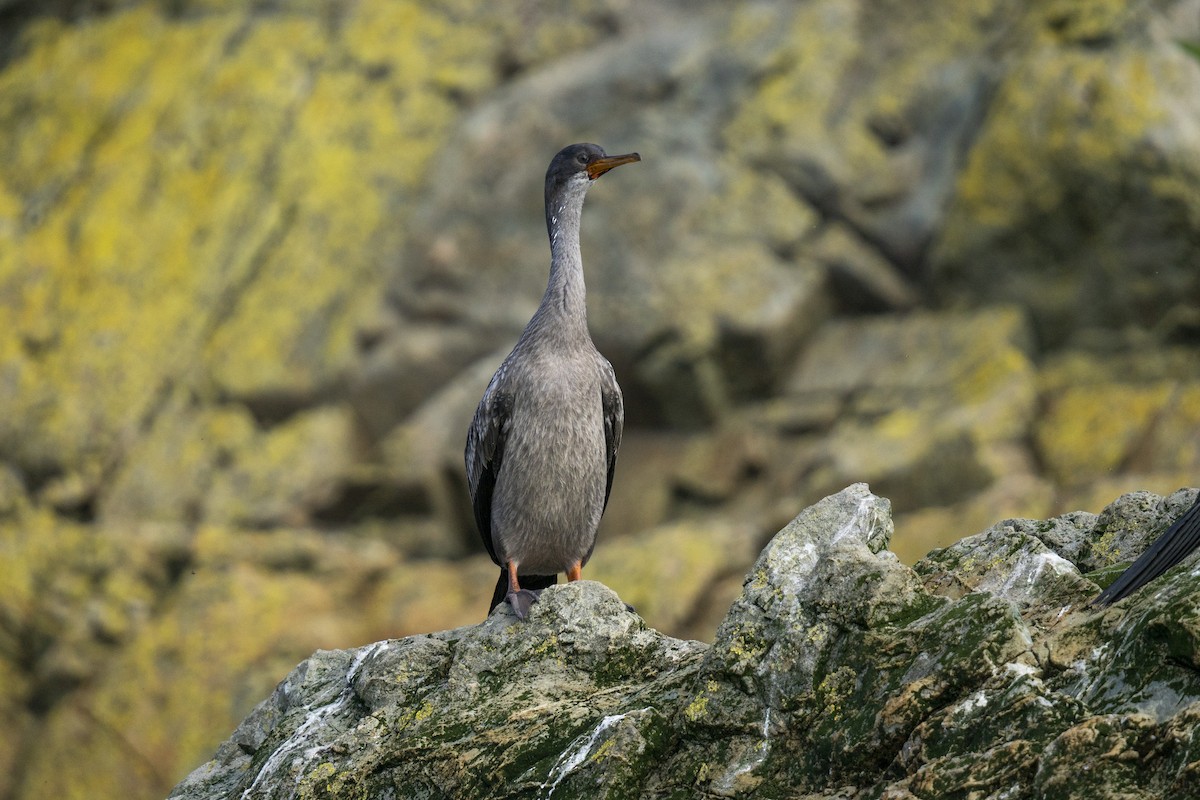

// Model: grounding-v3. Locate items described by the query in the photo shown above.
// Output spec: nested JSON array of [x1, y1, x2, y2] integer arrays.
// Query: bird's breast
[[489, 355, 609, 572]]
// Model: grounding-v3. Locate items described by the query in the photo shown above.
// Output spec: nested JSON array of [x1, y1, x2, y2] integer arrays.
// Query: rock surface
[[2, 2, 1200, 799], [171, 485, 1200, 800]]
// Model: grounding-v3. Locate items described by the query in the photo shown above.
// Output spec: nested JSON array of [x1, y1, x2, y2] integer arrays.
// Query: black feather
[[468, 390, 512, 565], [601, 383, 623, 511]]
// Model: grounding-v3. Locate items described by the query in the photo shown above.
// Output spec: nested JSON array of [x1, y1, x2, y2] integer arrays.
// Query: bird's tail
[[489, 569, 559, 614], [1092, 495, 1200, 606]]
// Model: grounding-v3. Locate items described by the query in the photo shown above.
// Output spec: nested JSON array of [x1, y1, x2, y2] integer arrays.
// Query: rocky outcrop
[[2, 2, 1200, 799], [170, 485, 1200, 800]]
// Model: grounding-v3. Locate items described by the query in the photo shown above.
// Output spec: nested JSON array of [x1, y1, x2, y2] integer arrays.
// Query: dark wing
[[465, 369, 514, 566], [1092, 493, 1200, 606], [599, 359, 624, 511], [583, 360, 623, 568]]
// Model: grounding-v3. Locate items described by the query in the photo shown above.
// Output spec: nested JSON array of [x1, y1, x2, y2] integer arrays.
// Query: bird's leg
[[505, 560, 540, 620]]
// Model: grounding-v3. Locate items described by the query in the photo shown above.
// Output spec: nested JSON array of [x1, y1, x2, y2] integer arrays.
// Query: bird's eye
[[576, 153, 589, 165]]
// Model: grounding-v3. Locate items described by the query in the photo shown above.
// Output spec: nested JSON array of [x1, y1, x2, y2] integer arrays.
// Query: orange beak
[[586, 152, 641, 180]]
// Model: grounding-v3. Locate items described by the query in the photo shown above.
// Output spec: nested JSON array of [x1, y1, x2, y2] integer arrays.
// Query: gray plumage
[[465, 143, 638, 619]]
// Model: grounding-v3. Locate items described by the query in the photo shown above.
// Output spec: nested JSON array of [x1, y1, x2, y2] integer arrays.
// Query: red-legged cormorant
[[465, 143, 639, 619]]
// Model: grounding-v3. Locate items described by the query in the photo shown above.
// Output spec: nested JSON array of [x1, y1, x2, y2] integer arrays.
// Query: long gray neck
[[535, 181, 591, 342]]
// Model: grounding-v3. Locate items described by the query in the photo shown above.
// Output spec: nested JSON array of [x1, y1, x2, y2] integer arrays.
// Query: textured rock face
[[2, 2, 1200, 799], [173, 583, 706, 800], [171, 485, 1200, 799], [928, 2, 1200, 348]]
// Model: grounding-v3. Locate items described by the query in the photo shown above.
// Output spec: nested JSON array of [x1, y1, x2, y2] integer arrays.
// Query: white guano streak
[[543, 708, 646, 798], [240, 642, 385, 799]]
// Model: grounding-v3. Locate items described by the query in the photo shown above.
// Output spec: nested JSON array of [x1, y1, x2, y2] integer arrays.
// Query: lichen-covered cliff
[[2, 2, 1200, 798]]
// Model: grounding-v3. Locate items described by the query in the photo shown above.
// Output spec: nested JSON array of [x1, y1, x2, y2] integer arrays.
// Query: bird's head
[[544, 143, 640, 204]]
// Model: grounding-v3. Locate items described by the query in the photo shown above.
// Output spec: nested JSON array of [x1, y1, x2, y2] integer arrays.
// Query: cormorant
[[465, 143, 639, 619]]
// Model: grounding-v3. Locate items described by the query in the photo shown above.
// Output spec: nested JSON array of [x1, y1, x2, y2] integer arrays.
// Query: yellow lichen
[[805, 622, 830, 647], [298, 761, 339, 797], [413, 700, 435, 723], [1035, 383, 1174, 483], [590, 737, 616, 762], [815, 666, 856, 723], [683, 693, 710, 722], [684, 680, 721, 723], [0, 0, 513, 480], [944, 44, 1172, 250]]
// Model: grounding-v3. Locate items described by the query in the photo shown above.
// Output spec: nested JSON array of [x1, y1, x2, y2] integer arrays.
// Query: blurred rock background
[[0, 0, 1198, 797]]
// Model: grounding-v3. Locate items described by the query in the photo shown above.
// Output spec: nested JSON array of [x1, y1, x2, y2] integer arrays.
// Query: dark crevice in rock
[[18, 464, 62, 503], [162, 545, 195, 590], [311, 479, 433, 524], [825, 261, 916, 315], [0, 1, 122, 69], [236, 389, 320, 429], [53, 493, 96, 524], [25, 663, 85, 717]]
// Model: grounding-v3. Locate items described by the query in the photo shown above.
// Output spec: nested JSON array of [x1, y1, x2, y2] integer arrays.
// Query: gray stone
[[915, 522, 1098, 628], [170, 485, 1200, 799], [782, 307, 1037, 512], [1084, 488, 1200, 571], [171, 582, 706, 800], [929, 1, 1200, 348]]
